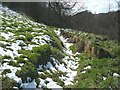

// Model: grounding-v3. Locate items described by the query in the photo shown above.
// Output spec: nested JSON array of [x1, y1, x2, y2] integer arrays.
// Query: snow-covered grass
[[1, 4, 119, 89], [0, 5, 80, 89], [2, 62, 21, 83]]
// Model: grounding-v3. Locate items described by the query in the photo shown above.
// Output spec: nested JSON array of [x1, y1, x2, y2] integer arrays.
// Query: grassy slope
[[0, 7, 66, 89], [0, 6, 120, 89], [60, 30, 120, 88]]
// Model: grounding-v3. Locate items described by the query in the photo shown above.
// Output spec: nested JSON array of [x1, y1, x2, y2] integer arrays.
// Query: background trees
[[2, 2, 119, 40]]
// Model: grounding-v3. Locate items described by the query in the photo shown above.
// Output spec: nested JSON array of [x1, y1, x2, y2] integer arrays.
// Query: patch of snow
[[39, 78, 46, 88], [24, 58, 28, 60], [81, 71, 86, 74], [46, 62, 57, 72], [32, 36, 47, 45], [67, 59, 78, 70], [103, 77, 107, 80], [46, 78, 62, 89], [64, 79, 73, 85], [64, 70, 77, 85], [0, 41, 8, 45], [40, 40, 47, 45], [56, 63, 68, 72], [5, 27, 11, 30], [37, 65, 43, 71], [0, 47, 6, 56], [84, 66, 91, 70], [113, 73, 120, 77], [59, 75, 66, 81], [54, 30, 61, 36], [39, 77, 62, 90], [23, 44, 38, 50], [0, 47, 14, 58], [10, 42, 21, 51], [19, 63, 24, 66], [43, 35, 51, 41], [0, 33, 11, 40], [21, 79, 37, 88], [2, 63, 21, 83], [50, 57, 58, 65], [13, 86, 19, 89], [19, 35, 26, 38]]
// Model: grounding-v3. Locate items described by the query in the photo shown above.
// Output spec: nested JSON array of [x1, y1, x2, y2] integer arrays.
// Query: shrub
[[50, 37, 63, 51], [28, 53, 40, 67], [15, 62, 39, 83], [28, 44, 52, 67], [51, 47, 64, 60]]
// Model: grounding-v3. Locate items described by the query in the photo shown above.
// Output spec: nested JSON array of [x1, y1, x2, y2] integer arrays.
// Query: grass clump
[[2, 76, 19, 89], [24, 33, 33, 42], [3, 55, 12, 59], [28, 44, 52, 67], [69, 44, 78, 53], [2, 69, 11, 75], [8, 60, 20, 67]]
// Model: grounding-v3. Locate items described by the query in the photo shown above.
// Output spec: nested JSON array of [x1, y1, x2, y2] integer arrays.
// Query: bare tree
[[115, 0, 120, 10], [48, 1, 77, 16]]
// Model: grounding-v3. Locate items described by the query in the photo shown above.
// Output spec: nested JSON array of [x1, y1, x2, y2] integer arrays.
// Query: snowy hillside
[[0, 5, 80, 89], [0, 5, 120, 89]]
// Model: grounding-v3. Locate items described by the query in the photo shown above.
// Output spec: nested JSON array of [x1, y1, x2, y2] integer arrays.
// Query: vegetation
[[16, 62, 39, 83], [1, 5, 119, 89], [63, 30, 120, 88], [2, 77, 19, 89]]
